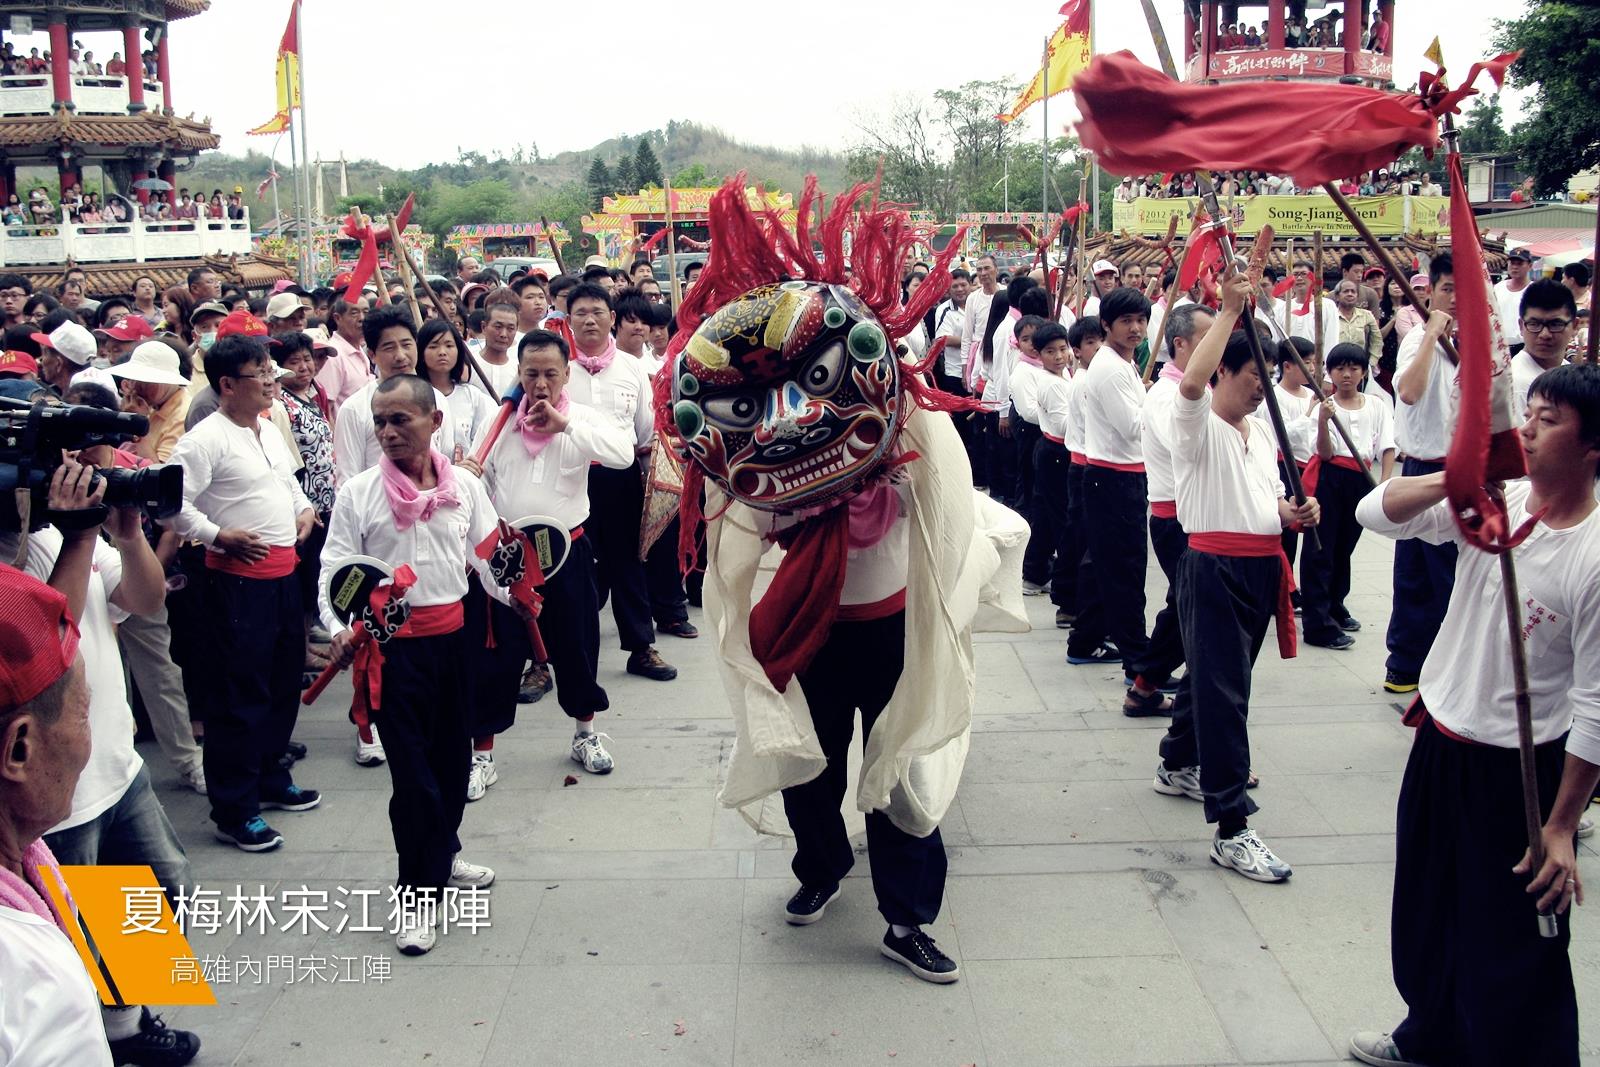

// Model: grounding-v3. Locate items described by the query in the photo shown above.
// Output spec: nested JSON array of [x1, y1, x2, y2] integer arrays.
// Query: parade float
[[0, 0, 291, 294], [582, 186, 794, 265], [444, 221, 571, 265], [253, 221, 432, 283]]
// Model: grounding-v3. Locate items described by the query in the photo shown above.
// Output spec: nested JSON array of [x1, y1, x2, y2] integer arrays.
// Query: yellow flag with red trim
[[998, 1, 1093, 125], [247, 1, 301, 136], [1423, 36, 1444, 70]]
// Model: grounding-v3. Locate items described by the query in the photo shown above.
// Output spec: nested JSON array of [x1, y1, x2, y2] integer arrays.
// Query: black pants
[[295, 518, 328, 620], [1065, 462, 1107, 651], [1026, 439, 1071, 601], [645, 515, 689, 627], [981, 411, 1018, 504], [1278, 459, 1302, 574], [166, 542, 218, 724], [1386, 457, 1457, 677], [204, 569, 302, 827], [781, 612, 946, 927], [1158, 551, 1276, 826], [1389, 720, 1576, 1066], [378, 630, 471, 893], [1300, 462, 1367, 642], [1012, 414, 1042, 521], [1081, 466, 1150, 673], [1139, 514, 1188, 687], [463, 576, 528, 739], [537, 534, 609, 720], [935, 366, 982, 485], [587, 462, 655, 652]]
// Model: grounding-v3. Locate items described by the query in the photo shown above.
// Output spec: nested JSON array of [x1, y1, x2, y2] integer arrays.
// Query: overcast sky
[[20, 0, 1530, 170]]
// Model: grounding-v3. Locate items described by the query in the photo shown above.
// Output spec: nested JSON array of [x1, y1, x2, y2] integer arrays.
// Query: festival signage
[[1208, 48, 1344, 80], [1111, 195, 1450, 237]]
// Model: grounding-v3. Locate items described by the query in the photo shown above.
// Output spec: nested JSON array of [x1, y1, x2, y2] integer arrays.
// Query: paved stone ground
[[143, 530, 1600, 1067]]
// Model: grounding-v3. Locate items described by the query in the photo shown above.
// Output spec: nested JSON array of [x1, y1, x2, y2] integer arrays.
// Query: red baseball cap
[[0, 563, 79, 708], [216, 308, 269, 339], [100, 316, 154, 343], [0, 351, 38, 378]]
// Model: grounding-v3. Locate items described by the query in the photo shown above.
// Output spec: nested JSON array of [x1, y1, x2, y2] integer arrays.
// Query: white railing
[[0, 210, 253, 267], [0, 74, 163, 116]]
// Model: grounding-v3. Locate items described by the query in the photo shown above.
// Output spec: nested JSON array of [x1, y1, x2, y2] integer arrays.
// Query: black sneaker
[[784, 883, 841, 925], [1382, 670, 1419, 694], [1054, 608, 1075, 629], [213, 816, 283, 852], [108, 1007, 200, 1067], [1066, 641, 1121, 665], [627, 647, 678, 681], [284, 740, 308, 761], [658, 619, 699, 639], [1338, 616, 1362, 633], [1306, 633, 1355, 651], [880, 927, 960, 983], [260, 785, 320, 811]]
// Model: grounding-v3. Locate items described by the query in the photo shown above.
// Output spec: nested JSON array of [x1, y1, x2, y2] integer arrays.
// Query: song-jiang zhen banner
[[1111, 195, 1450, 237]]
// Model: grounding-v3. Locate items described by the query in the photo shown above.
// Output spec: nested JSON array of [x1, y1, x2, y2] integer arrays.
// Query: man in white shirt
[[315, 296, 372, 415], [1384, 254, 1459, 694], [463, 329, 635, 788], [1350, 362, 1600, 1067], [168, 335, 319, 852], [1082, 259, 1120, 319], [931, 269, 975, 474], [565, 282, 678, 681], [1276, 260, 1341, 359], [1154, 275, 1319, 885], [1510, 279, 1578, 416], [321, 375, 504, 957], [475, 295, 521, 400], [334, 306, 458, 483], [959, 256, 1000, 490], [1493, 246, 1533, 355]]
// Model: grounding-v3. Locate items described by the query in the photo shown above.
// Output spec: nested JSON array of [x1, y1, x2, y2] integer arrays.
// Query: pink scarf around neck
[[516, 389, 571, 459], [380, 448, 461, 530], [0, 839, 74, 934], [1016, 350, 1043, 368], [573, 336, 618, 376]]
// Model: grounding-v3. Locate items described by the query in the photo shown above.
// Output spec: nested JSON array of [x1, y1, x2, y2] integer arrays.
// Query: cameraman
[[1, 453, 201, 1065]]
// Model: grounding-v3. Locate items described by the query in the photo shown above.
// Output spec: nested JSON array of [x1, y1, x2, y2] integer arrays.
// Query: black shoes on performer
[[1383, 670, 1419, 694], [626, 647, 678, 681], [107, 1007, 200, 1067], [880, 927, 961, 983], [658, 619, 699, 639], [1305, 632, 1355, 651], [784, 883, 841, 925]]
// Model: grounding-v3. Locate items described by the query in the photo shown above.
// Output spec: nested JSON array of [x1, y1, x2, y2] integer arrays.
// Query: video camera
[[0, 395, 183, 532]]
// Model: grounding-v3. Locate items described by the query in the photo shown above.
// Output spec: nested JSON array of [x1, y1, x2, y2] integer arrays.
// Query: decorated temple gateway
[[0, 0, 289, 294], [583, 186, 793, 265], [445, 221, 571, 265]]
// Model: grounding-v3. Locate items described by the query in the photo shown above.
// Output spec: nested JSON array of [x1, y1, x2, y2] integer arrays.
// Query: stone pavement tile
[[739, 877, 961, 966], [462, 785, 719, 852], [1293, 772, 1406, 835], [1248, 720, 1413, 775], [470, 734, 731, 791], [1575, 938, 1600, 1053], [1243, 663, 1385, 708], [958, 779, 1160, 845], [468, 848, 746, 882], [734, 960, 985, 1064], [1130, 777, 1338, 842], [965, 955, 1235, 1066], [483, 963, 738, 1067], [970, 708, 1093, 732], [522, 878, 744, 966], [1089, 725, 1288, 781], [945, 871, 1176, 961], [1147, 867, 1338, 1063], [1249, 701, 1406, 726], [961, 729, 1113, 784], [974, 642, 1048, 715], [234, 962, 516, 1065]]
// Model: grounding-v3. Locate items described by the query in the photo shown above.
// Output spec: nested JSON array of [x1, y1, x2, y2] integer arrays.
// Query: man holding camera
[[167, 335, 320, 852]]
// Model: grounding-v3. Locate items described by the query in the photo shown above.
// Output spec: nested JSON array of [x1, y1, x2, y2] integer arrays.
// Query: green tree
[[1494, 3, 1600, 195], [416, 179, 518, 239], [585, 157, 612, 211], [1459, 94, 1511, 156], [672, 162, 711, 187], [614, 150, 638, 195], [635, 138, 664, 187]]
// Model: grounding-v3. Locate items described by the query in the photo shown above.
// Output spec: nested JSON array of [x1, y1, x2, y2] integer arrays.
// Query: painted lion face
[[669, 280, 900, 512]]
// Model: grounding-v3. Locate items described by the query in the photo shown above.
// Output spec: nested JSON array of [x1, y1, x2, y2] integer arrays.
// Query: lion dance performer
[[655, 176, 1028, 984]]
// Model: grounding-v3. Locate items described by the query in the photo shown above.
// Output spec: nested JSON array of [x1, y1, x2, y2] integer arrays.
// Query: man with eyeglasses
[[1277, 260, 1340, 360], [1511, 279, 1578, 416], [0, 272, 32, 327], [167, 334, 320, 852]]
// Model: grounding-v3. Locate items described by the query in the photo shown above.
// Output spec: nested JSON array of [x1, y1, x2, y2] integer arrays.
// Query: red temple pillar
[[0, 164, 13, 206], [123, 18, 145, 112], [48, 19, 72, 111], [1268, 0, 1286, 49], [157, 159, 175, 206], [1344, 0, 1361, 57], [131, 163, 149, 206], [1184, 3, 1197, 64], [156, 34, 171, 112], [57, 158, 79, 198], [1200, 1, 1218, 81]]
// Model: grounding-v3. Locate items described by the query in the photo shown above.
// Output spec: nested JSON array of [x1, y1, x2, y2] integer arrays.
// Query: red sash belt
[[1043, 432, 1065, 445], [350, 601, 465, 724], [836, 588, 907, 623], [1187, 532, 1297, 658], [1150, 500, 1177, 519], [205, 543, 298, 579], [1401, 695, 1485, 746], [1069, 451, 1088, 466], [1086, 458, 1146, 473], [1301, 453, 1365, 498]]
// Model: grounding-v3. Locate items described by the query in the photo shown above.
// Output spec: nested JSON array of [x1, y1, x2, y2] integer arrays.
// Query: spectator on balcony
[[28, 188, 53, 226], [1246, 25, 1262, 48], [1418, 173, 1441, 197], [1367, 8, 1391, 52], [227, 188, 246, 221], [1, 195, 20, 231], [106, 51, 126, 78]]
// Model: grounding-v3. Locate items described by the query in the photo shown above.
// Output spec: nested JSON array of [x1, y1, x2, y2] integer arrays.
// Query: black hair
[[362, 303, 417, 352], [3, 324, 40, 356], [630, 258, 654, 274], [1098, 286, 1152, 326], [1276, 335, 1314, 379], [1068, 315, 1105, 348], [1014, 314, 1049, 341], [1005, 275, 1037, 307], [581, 264, 612, 284], [23, 292, 57, 318], [548, 274, 579, 300], [62, 381, 117, 410], [1324, 342, 1370, 373], [1428, 252, 1452, 287], [204, 334, 267, 393], [309, 286, 336, 306], [0, 272, 32, 295], [613, 289, 652, 325], [1527, 363, 1600, 475], [980, 292, 1012, 363], [949, 268, 971, 282], [470, 269, 499, 287], [268, 331, 313, 362], [1563, 261, 1591, 288], [647, 302, 675, 329], [39, 307, 81, 334], [1339, 252, 1366, 273], [185, 266, 216, 288], [247, 297, 268, 317], [684, 260, 703, 281], [1032, 321, 1069, 352], [1519, 278, 1577, 320], [416, 318, 469, 383], [466, 309, 487, 332], [566, 282, 613, 312], [374, 372, 437, 413], [1218, 329, 1259, 376], [94, 297, 131, 328], [1016, 286, 1050, 318], [518, 328, 569, 362]]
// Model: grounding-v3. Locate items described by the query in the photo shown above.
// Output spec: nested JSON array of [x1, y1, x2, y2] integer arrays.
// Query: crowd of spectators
[[1205, 6, 1390, 52], [1114, 166, 1441, 201], [0, 38, 159, 83]]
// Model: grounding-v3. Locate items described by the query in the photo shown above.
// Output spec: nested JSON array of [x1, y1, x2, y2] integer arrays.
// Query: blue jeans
[[44, 765, 193, 906]]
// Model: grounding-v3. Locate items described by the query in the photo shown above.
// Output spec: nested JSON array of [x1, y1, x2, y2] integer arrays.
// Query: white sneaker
[[395, 913, 437, 956], [1210, 828, 1293, 883], [1578, 814, 1594, 840], [1349, 1031, 1424, 1066], [571, 731, 615, 774], [1021, 579, 1050, 596], [181, 763, 207, 796], [466, 753, 498, 802], [355, 725, 386, 767], [448, 857, 496, 889], [1152, 762, 1203, 801]]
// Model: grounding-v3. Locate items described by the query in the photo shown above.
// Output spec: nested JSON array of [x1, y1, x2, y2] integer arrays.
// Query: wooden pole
[[1144, 210, 1195, 386], [1313, 228, 1326, 374], [388, 229, 501, 404], [538, 215, 566, 276], [1074, 170, 1090, 316], [664, 180, 683, 309], [386, 215, 426, 328]]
